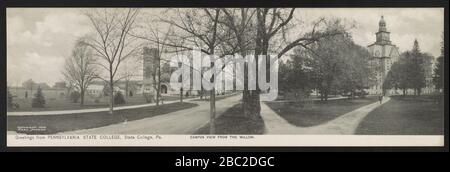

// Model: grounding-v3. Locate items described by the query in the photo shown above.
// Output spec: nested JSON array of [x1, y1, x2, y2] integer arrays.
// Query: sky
[[6, 8, 444, 86]]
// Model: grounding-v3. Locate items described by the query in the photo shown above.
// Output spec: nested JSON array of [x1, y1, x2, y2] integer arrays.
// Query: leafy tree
[[384, 39, 433, 96], [291, 32, 373, 100], [32, 86, 46, 108], [302, 33, 351, 100], [384, 57, 410, 95], [279, 49, 313, 101], [336, 42, 373, 98], [408, 39, 426, 95], [433, 37, 444, 91]]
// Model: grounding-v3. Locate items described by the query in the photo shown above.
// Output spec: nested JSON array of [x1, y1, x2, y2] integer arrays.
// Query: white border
[[7, 135, 444, 147]]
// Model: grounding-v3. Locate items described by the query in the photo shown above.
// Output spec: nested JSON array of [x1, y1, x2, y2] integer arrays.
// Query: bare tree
[[132, 8, 348, 132], [220, 8, 256, 93], [62, 37, 97, 106], [84, 8, 141, 115], [131, 16, 174, 106], [119, 59, 140, 99], [154, 8, 227, 134]]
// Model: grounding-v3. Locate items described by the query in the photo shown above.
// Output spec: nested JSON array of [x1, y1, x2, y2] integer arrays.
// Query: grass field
[[355, 95, 444, 135], [191, 92, 239, 102], [265, 96, 378, 127], [195, 103, 265, 134], [8, 95, 185, 112], [8, 102, 198, 134]]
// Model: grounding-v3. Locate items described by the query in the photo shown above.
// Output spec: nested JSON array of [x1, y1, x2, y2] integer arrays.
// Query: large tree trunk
[[241, 11, 265, 120], [156, 56, 161, 106], [156, 86, 160, 106], [125, 81, 129, 98], [109, 82, 114, 114], [209, 48, 217, 134], [209, 89, 216, 134], [243, 90, 261, 120], [233, 60, 237, 92], [109, 69, 114, 115]]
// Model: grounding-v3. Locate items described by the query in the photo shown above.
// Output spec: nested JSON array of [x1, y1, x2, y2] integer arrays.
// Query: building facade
[[367, 16, 400, 95], [139, 47, 199, 96]]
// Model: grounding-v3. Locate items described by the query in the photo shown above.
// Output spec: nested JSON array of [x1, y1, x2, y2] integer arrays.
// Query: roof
[[87, 85, 104, 90]]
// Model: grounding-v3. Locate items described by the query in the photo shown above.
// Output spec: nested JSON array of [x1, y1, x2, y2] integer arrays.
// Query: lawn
[[192, 93, 239, 102], [8, 102, 198, 134], [195, 103, 265, 134], [355, 95, 444, 135], [265, 96, 378, 127], [8, 95, 186, 112]]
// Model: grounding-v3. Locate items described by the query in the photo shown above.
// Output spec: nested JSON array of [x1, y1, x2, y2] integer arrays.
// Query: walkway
[[261, 97, 391, 134], [61, 93, 242, 134], [266, 96, 347, 103]]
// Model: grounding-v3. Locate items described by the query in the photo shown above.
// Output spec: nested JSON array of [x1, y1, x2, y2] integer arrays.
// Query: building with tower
[[367, 16, 400, 95], [137, 47, 199, 97]]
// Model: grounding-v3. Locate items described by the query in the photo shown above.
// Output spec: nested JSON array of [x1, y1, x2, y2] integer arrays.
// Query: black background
[[0, 0, 448, 170]]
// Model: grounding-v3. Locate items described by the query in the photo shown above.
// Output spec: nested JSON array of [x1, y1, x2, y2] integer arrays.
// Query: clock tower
[[367, 16, 400, 95], [375, 16, 391, 45]]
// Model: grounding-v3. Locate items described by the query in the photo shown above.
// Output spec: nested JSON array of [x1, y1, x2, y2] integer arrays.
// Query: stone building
[[138, 47, 199, 96], [367, 16, 400, 95]]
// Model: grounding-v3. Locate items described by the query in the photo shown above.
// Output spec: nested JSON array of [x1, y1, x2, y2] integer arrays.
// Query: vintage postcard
[[6, 8, 445, 147]]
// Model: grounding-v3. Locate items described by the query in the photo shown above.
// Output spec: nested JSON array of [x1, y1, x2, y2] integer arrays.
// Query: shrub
[[32, 87, 46, 108], [7, 87, 13, 108], [70, 91, 81, 103], [114, 91, 126, 105], [143, 93, 154, 103]]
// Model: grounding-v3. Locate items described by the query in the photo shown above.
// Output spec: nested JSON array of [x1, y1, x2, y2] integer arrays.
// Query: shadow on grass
[[195, 103, 265, 135], [8, 102, 197, 135], [265, 97, 378, 127], [355, 95, 443, 135], [191, 93, 239, 102]]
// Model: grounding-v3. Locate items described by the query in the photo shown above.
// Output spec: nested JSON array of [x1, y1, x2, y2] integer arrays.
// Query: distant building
[[85, 84, 105, 97], [53, 81, 67, 89], [85, 81, 126, 98], [138, 47, 199, 96], [10, 86, 66, 100], [141, 47, 158, 95], [367, 16, 400, 95]]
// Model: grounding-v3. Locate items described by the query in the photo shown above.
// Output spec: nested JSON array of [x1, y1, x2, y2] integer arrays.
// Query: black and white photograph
[[4, 7, 445, 147]]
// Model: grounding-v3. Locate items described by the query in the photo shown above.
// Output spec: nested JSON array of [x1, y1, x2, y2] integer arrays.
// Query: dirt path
[[261, 97, 391, 134], [61, 94, 242, 134]]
